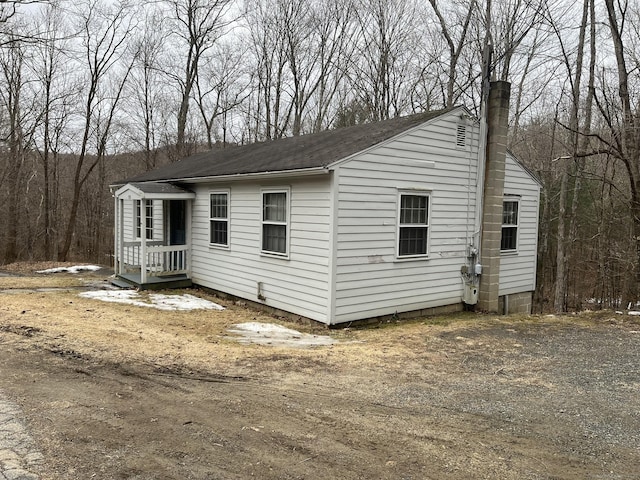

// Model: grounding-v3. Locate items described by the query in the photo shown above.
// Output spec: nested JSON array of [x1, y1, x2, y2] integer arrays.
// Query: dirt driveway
[[0, 265, 639, 479]]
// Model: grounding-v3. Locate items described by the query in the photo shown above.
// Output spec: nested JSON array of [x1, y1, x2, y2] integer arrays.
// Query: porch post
[[186, 199, 192, 277], [113, 194, 118, 274], [140, 198, 148, 284], [118, 198, 125, 276]]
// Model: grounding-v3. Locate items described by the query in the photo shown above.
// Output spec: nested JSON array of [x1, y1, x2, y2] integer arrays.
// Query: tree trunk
[[604, 0, 640, 306]]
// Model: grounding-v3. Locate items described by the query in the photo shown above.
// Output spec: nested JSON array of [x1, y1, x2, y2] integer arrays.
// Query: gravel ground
[[372, 321, 640, 479], [0, 392, 43, 480]]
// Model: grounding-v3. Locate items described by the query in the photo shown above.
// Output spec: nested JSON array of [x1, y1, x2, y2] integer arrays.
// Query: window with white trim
[[210, 192, 229, 247], [262, 190, 288, 255], [135, 199, 153, 240], [398, 192, 430, 257], [501, 199, 519, 251]]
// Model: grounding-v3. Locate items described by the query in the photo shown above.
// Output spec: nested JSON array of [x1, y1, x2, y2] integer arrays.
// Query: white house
[[111, 86, 540, 325]]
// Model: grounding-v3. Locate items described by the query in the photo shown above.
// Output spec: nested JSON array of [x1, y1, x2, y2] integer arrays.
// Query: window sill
[[394, 254, 429, 262], [260, 251, 290, 261], [500, 250, 518, 256], [209, 244, 230, 251]]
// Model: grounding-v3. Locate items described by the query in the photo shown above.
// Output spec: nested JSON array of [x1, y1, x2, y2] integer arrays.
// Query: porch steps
[[111, 273, 192, 291], [110, 277, 135, 289]]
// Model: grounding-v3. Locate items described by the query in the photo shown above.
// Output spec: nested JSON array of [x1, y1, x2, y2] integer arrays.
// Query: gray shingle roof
[[116, 108, 452, 185], [129, 182, 193, 194]]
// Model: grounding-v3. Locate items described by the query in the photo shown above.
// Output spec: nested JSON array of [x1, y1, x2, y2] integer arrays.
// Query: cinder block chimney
[[478, 81, 511, 312]]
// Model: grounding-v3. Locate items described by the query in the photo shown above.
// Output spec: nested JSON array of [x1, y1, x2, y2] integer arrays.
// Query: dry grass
[[1, 263, 635, 380], [0, 275, 457, 378]]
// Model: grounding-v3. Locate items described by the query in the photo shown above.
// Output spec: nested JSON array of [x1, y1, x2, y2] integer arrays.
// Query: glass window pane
[[145, 201, 153, 240], [501, 226, 517, 250], [400, 195, 428, 225], [210, 194, 228, 219], [399, 226, 428, 256], [135, 200, 141, 238], [262, 224, 286, 253], [503, 201, 518, 225], [263, 192, 286, 222], [210, 220, 228, 245]]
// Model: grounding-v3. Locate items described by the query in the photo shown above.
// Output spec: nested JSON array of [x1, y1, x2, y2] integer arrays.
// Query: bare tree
[[30, 1, 75, 259], [548, 0, 591, 312], [0, 29, 27, 263], [349, 0, 419, 120], [1, 0, 47, 24], [194, 41, 249, 148], [58, 0, 137, 261], [127, 9, 169, 170], [600, 0, 640, 305], [427, 0, 476, 108], [477, 0, 547, 82], [307, 0, 356, 132], [244, 0, 292, 140], [165, 0, 232, 156]]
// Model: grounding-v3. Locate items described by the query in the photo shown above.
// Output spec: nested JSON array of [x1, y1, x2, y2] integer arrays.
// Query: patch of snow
[[627, 311, 640, 316], [78, 290, 224, 311], [37, 265, 103, 274], [226, 322, 337, 348]]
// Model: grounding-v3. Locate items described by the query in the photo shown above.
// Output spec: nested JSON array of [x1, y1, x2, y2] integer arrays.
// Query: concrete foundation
[[499, 292, 533, 315]]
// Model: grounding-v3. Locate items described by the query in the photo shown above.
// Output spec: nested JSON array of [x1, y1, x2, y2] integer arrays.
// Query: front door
[[169, 200, 186, 245]]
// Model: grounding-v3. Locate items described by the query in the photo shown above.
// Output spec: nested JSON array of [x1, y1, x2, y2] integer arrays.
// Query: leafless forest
[[0, 0, 638, 312]]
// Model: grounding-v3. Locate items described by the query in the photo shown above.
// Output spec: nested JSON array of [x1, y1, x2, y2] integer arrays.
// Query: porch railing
[[121, 242, 189, 278], [146, 245, 189, 275]]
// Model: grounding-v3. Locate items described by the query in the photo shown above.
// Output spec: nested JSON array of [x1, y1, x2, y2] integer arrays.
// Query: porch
[[112, 182, 195, 290]]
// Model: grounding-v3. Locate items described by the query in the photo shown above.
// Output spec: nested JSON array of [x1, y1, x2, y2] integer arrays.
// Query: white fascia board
[[141, 191, 196, 200], [113, 183, 195, 200], [113, 183, 144, 199]]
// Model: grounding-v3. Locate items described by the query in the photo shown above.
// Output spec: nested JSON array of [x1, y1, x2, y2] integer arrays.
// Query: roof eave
[[127, 165, 332, 186]]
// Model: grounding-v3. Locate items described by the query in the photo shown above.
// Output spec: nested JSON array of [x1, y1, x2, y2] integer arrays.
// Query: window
[[398, 193, 429, 257], [501, 199, 519, 251], [136, 200, 153, 240], [262, 190, 288, 255], [210, 192, 229, 246]]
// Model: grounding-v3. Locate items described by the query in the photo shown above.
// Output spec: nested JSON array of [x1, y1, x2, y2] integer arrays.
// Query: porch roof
[[114, 182, 195, 200]]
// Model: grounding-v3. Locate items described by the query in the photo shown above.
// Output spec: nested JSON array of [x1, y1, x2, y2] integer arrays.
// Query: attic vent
[[456, 124, 467, 147]]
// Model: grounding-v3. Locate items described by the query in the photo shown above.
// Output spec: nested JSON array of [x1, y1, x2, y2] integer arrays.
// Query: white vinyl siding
[[190, 178, 331, 323], [333, 110, 480, 323], [499, 154, 540, 296]]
